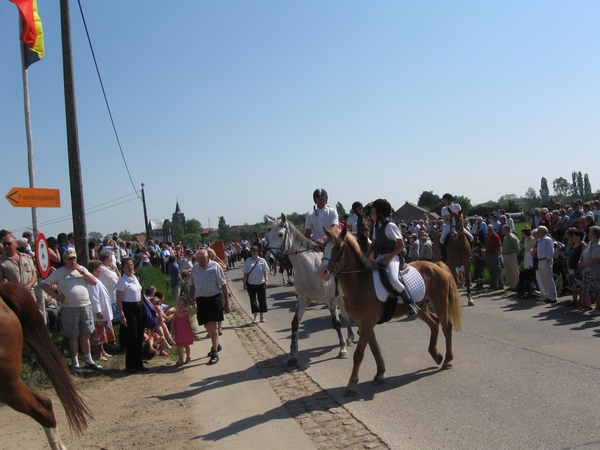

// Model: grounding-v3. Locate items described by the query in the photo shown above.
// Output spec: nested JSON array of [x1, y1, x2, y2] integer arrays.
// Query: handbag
[[142, 297, 158, 329]]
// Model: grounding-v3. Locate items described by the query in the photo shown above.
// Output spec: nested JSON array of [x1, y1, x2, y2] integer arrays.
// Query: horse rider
[[346, 201, 363, 236], [365, 199, 419, 317], [304, 188, 339, 247], [440, 193, 474, 262]]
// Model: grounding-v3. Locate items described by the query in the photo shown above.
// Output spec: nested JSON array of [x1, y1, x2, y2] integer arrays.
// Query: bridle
[[321, 239, 365, 275], [265, 222, 320, 261]]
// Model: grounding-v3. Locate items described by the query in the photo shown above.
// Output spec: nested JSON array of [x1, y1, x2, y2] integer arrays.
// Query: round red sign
[[35, 232, 50, 278]]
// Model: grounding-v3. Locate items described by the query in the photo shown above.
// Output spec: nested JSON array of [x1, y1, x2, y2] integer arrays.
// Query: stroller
[[516, 267, 538, 298]]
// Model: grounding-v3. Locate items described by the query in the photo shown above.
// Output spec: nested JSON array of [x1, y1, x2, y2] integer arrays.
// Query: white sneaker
[[259, 317, 265, 323], [252, 317, 259, 324]]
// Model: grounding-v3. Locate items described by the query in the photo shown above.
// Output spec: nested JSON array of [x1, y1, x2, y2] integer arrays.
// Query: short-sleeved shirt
[[116, 274, 142, 303], [43, 266, 91, 308], [0, 252, 36, 286], [485, 232, 501, 254], [243, 257, 269, 285], [305, 206, 339, 241], [189, 260, 226, 297], [169, 262, 182, 288], [581, 242, 600, 279], [346, 214, 359, 234]]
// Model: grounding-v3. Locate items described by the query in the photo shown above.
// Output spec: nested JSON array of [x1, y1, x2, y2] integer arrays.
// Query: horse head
[[264, 213, 289, 263], [449, 209, 464, 238], [318, 226, 347, 281]]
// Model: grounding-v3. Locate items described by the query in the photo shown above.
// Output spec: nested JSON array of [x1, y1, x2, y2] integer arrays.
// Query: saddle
[[376, 261, 410, 325]]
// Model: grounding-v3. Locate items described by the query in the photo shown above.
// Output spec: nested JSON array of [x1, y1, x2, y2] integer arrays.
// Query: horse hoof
[[346, 339, 355, 347], [442, 361, 453, 370], [338, 351, 349, 359], [434, 354, 444, 365], [286, 357, 298, 367], [467, 299, 475, 306], [371, 377, 385, 385], [343, 388, 357, 397]]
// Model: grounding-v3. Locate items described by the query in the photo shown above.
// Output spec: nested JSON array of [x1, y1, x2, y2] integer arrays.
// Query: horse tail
[[436, 262, 463, 332], [0, 283, 93, 435]]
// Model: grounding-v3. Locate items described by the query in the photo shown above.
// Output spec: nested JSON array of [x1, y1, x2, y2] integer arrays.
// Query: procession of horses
[[1, 207, 467, 448]]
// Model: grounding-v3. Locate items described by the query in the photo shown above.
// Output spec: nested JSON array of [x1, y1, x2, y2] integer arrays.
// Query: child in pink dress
[[171, 297, 196, 366]]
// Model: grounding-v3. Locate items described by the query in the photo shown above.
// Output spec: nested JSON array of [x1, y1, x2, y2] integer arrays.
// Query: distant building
[[391, 202, 439, 224], [172, 201, 186, 230]]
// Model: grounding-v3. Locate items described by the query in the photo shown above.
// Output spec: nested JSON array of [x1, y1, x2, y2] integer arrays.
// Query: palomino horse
[[318, 227, 462, 397], [433, 208, 474, 306], [0, 282, 92, 449], [265, 214, 355, 366]]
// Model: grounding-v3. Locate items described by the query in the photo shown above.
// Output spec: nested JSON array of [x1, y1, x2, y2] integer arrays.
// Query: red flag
[[10, 0, 45, 67]]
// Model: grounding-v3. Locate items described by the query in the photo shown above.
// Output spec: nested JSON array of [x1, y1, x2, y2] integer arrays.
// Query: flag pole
[[18, 17, 45, 321]]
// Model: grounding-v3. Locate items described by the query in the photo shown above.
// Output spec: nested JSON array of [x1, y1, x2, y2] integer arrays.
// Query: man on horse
[[304, 188, 339, 247], [440, 193, 474, 262], [365, 198, 419, 317]]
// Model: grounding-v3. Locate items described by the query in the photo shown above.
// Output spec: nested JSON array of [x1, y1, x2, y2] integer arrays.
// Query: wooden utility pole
[[60, 0, 88, 266]]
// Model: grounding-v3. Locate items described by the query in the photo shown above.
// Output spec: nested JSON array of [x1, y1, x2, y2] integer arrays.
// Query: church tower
[[172, 201, 186, 231]]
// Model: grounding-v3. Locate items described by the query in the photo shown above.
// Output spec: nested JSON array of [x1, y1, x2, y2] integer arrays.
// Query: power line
[[76, 0, 139, 198]]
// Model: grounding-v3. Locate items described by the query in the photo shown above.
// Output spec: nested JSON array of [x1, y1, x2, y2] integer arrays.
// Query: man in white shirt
[[304, 188, 339, 246]]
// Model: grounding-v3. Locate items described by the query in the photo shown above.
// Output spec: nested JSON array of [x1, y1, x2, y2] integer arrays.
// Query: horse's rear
[[0, 283, 92, 449]]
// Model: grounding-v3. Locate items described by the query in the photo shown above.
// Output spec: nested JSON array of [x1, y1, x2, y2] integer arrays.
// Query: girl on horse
[[365, 198, 419, 317], [440, 193, 474, 262]]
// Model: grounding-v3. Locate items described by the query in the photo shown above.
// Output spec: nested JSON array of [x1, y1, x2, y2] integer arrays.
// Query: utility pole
[[141, 183, 151, 241], [61, 0, 88, 266]]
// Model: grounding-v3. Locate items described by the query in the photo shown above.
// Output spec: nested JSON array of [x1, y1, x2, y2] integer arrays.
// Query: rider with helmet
[[304, 188, 339, 246], [365, 199, 419, 317], [346, 201, 363, 236], [440, 193, 474, 262]]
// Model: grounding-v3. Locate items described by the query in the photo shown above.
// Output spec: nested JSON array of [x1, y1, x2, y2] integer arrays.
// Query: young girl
[[171, 296, 196, 366]]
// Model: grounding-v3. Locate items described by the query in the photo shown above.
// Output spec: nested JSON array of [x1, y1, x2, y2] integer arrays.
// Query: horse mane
[[334, 227, 378, 272], [284, 220, 321, 252]]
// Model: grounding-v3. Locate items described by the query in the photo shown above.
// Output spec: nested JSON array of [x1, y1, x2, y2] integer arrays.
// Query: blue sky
[[1, 1, 598, 238]]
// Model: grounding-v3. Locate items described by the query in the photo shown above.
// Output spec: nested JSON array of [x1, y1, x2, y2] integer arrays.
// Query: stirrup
[[405, 302, 419, 317]]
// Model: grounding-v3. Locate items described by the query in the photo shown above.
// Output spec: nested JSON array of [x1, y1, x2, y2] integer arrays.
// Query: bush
[[136, 266, 174, 305]]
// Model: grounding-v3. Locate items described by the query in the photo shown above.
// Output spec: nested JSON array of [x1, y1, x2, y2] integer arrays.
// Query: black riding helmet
[[442, 193, 453, 201], [351, 201, 363, 213], [313, 188, 328, 202], [371, 199, 392, 220]]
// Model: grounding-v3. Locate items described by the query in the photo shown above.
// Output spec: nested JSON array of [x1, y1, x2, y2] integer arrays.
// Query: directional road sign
[[5, 187, 61, 208]]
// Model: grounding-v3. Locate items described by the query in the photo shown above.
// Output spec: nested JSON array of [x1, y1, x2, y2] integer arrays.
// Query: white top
[[243, 256, 269, 285], [116, 274, 142, 303], [346, 214, 359, 234], [305, 205, 339, 241], [88, 279, 113, 322], [43, 266, 91, 308], [98, 265, 119, 305], [442, 203, 462, 226]]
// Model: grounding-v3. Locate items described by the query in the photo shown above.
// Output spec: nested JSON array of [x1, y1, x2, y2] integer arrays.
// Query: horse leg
[[344, 324, 374, 397], [44, 426, 68, 450], [287, 295, 307, 367], [337, 297, 355, 346], [440, 318, 454, 369], [329, 305, 349, 359], [418, 306, 444, 365], [367, 332, 386, 385], [466, 264, 474, 306]]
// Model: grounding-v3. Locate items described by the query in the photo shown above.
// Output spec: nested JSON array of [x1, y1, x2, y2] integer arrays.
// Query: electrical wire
[[76, 0, 139, 198]]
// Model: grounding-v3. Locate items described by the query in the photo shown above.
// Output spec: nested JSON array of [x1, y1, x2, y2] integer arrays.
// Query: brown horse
[[433, 208, 474, 306], [318, 226, 462, 397], [0, 282, 92, 449]]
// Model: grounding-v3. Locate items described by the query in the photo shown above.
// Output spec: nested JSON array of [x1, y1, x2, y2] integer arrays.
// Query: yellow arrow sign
[[5, 187, 61, 208]]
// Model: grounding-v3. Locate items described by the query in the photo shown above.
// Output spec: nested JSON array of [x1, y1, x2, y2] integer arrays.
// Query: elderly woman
[[116, 257, 148, 373], [578, 226, 600, 314], [565, 229, 586, 307]]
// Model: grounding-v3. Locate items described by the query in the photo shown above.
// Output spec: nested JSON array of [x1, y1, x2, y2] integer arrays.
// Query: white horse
[[265, 214, 355, 366]]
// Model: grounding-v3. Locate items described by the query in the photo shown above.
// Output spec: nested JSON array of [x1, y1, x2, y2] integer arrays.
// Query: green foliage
[[418, 190, 443, 213], [553, 177, 570, 198], [183, 233, 202, 248], [185, 219, 202, 235], [286, 212, 307, 226], [453, 195, 472, 214], [88, 231, 103, 244], [218, 216, 232, 243], [136, 265, 174, 304], [335, 202, 346, 217], [539, 177, 550, 202], [119, 230, 134, 241]]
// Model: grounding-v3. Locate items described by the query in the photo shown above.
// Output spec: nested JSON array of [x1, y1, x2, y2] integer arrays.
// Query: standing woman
[[578, 226, 600, 314], [116, 258, 148, 373], [242, 245, 269, 324]]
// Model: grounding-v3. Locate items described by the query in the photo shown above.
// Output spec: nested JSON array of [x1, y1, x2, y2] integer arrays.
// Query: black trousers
[[247, 283, 267, 313], [122, 301, 145, 369]]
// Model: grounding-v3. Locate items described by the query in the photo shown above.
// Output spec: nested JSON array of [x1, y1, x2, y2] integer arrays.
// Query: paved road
[[228, 264, 600, 449]]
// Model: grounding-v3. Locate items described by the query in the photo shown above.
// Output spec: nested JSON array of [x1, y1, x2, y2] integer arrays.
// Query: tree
[[571, 172, 579, 196], [498, 194, 517, 203], [539, 177, 550, 202], [584, 174, 592, 196], [335, 202, 346, 218], [577, 171, 584, 197], [453, 195, 472, 214], [553, 177, 570, 198], [119, 230, 133, 241], [162, 221, 183, 243], [417, 191, 442, 212], [218, 216, 232, 243], [88, 231, 103, 244], [185, 219, 202, 235], [182, 233, 202, 248], [524, 187, 538, 211]]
